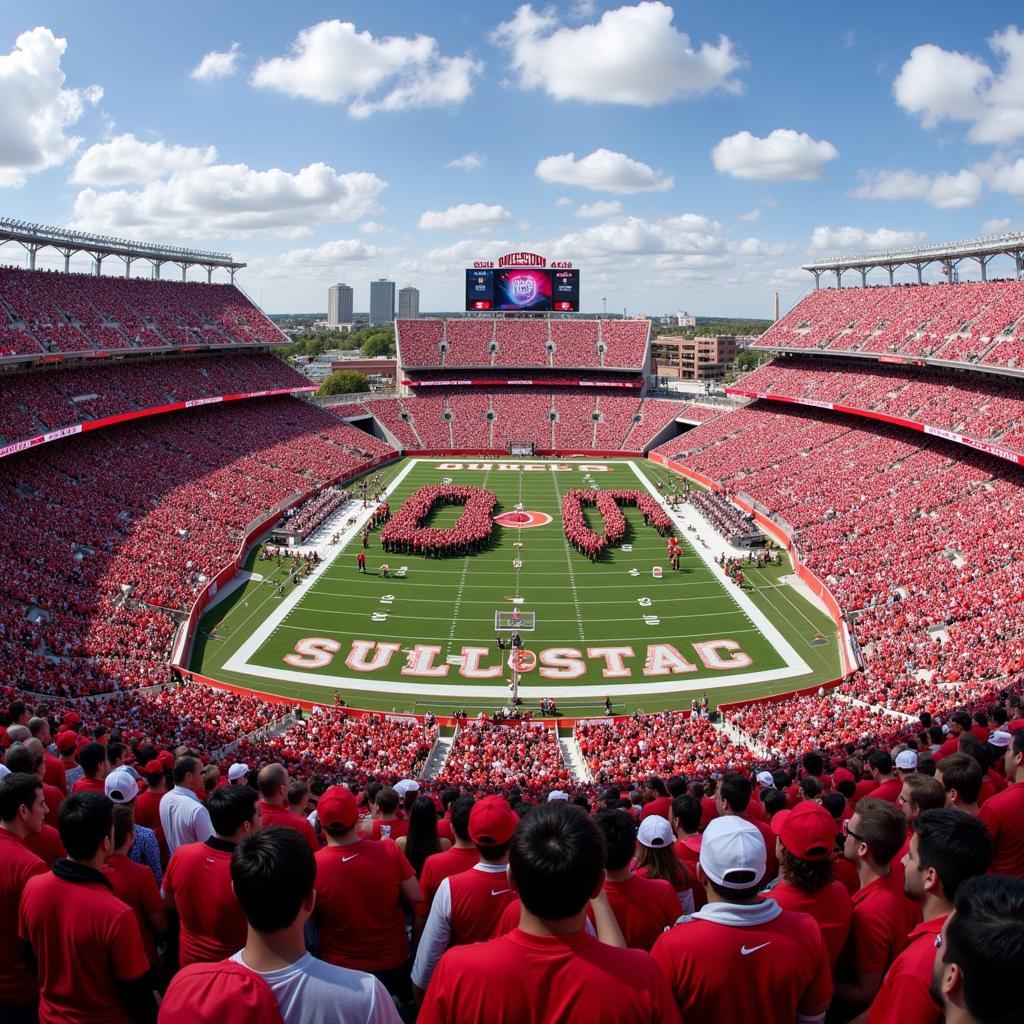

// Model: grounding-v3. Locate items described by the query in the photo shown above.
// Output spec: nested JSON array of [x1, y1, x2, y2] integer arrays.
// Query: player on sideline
[[418, 802, 681, 1024]]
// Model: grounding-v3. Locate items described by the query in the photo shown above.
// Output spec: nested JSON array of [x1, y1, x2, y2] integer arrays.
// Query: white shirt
[[230, 951, 400, 1024], [159, 784, 214, 854]]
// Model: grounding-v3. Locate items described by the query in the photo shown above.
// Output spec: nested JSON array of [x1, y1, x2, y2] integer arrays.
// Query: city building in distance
[[398, 285, 420, 319], [327, 282, 353, 326], [370, 278, 396, 325]]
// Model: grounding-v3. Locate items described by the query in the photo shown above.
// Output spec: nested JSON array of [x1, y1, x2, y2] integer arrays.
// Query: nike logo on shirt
[[740, 943, 771, 956], [342, 854, 360, 863], [491, 889, 511, 897]]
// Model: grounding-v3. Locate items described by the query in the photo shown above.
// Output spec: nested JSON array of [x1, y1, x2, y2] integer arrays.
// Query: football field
[[191, 457, 841, 716]]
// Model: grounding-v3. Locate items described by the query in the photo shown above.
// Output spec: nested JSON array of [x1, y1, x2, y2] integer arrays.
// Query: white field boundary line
[[626, 461, 811, 678], [221, 459, 812, 699], [223, 458, 420, 675]]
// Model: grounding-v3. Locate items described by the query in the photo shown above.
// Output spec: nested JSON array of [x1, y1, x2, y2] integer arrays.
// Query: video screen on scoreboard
[[465, 268, 579, 312]]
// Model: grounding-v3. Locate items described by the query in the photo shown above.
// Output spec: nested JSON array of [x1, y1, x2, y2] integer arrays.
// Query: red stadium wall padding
[[717, 677, 843, 716], [408, 449, 643, 458], [726, 388, 1024, 466]]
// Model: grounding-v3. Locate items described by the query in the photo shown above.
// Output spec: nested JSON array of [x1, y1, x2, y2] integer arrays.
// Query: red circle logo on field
[[493, 510, 552, 528]]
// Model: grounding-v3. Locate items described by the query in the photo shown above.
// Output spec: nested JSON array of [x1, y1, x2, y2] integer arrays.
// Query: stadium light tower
[[602, 296, 607, 316]]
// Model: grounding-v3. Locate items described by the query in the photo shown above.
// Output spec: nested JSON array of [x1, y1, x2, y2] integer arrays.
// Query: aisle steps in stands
[[421, 732, 455, 780], [558, 733, 593, 784]]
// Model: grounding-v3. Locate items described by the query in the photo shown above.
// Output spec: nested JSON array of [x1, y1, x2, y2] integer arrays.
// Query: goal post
[[494, 609, 536, 632], [509, 441, 535, 456]]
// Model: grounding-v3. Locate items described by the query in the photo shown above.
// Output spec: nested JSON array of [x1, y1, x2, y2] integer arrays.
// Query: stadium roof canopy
[[0, 218, 245, 281], [803, 231, 1024, 287]]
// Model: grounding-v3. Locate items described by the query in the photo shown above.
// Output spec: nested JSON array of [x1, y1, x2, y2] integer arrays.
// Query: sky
[[1, 2, 1024, 316]]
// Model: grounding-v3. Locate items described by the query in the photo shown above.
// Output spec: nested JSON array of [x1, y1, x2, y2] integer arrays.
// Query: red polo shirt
[[258, 801, 318, 851], [870, 778, 903, 804], [0, 829, 46, 1006], [420, 928, 682, 1024], [369, 817, 409, 842], [314, 839, 415, 971], [868, 915, 945, 1024], [42, 753, 67, 795], [72, 777, 106, 795], [19, 863, 151, 1023], [419, 845, 479, 911], [853, 779, 879, 807], [42, 782, 64, 828], [134, 788, 164, 832], [24, 824, 65, 868], [845, 872, 911, 976], [162, 837, 246, 965], [979, 782, 1024, 876], [103, 853, 164, 966], [768, 879, 853, 970], [604, 874, 681, 951]]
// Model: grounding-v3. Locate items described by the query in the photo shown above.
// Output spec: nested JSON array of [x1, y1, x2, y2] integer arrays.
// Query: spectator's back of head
[[450, 794, 475, 842], [173, 755, 201, 786], [595, 808, 636, 871], [78, 742, 108, 779], [375, 786, 399, 815], [938, 753, 983, 805], [909, 809, 993, 903], [232, 826, 316, 933], [256, 763, 288, 800], [0, 772, 43, 824], [59, 791, 114, 861], [671, 794, 701, 834], [848, 797, 905, 867], [718, 772, 752, 813], [208, 784, 260, 838]]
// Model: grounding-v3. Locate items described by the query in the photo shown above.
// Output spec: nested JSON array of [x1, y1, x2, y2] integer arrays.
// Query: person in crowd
[[57, 731, 84, 789], [161, 827, 400, 1024], [313, 785, 423, 1004], [418, 795, 478, 914], [419, 802, 681, 1024], [257, 764, 318, 851], [634, 814, 697, 915], [866, 751, 902, 804], [596, 809, 682, 949], [763, 800, 853, 970], [366, 786, 408, 842], [228, 763, 251, 787], [4, 743, 63, 829], [896, 773, 947, 858], [160, 756, 214, 855], [28, 717, 66, 795], [19, 792, 157, 1023], [413, 796, 519, 995], [105, 767, 163, 883], [134, 759, 167, 833], [0, 773, 48, 1024], [397, 795, 450, 877], [669, 793, 703, 880], [651, 815, 832, 1024], [162, 784, 261, 965], [936, 754, 983, 816], [979, 728, 1024, 876], [715, 772, 778, 882], [72, 742, 110, 795]]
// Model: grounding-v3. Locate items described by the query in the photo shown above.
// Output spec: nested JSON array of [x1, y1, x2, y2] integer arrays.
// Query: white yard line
[[550, 470, 587, 641]]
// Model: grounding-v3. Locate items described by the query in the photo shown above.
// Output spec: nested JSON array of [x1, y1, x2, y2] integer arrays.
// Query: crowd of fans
[[380, 486, 497, 556], [683, 490, 757, 541], [561, 489, 674, 560]]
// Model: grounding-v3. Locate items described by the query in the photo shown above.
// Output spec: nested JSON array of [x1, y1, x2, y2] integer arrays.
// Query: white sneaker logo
[[342, 854, 360, 863], [740, 943, 770, 956], [491, 888, 511, 897]]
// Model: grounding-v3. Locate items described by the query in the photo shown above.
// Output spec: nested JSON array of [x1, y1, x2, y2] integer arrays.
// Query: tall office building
[[327, 283, 354, 325], [369, 278, 396, 326], [398, 285, 420, 319]]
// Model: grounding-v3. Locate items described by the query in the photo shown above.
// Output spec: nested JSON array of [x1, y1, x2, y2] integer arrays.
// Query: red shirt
[[672, 836, 705, 909], [868, 915, 945, 1024], [162, 838, 246, 965], [43, 753, 67, 795], [19, 864, 151, 1024], [979, 782, 1024, 877], [103, 854, 164, 965], [0, 828, 46, 1005], [24, 824, 66, 868], [258, 801, 319, 851], [420, 846, 479, 911], [72, 777, 106, 795], [134, 788, 164, 832], [369, 817, 409, 842], [853, 779, 879, 807], [768, 879, 853, 970], [437, 818, 455, 843], [447, 865, 518, 945], [604, 874, 681, 951], [640, 796, 672, 821], [651, 904, 832, 1024], [833, 854, 860, 895], [420, 928, 682, 1024], [314, 839, 415, 971], [42, 782, 64, 828], [845, 873, 911, 976], [870, 778, 903, 804]]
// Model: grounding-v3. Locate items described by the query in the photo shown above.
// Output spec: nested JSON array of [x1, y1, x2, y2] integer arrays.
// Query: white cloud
[[425, 239, 511, 264], [71, 133, 217, 186], [893, 27, 1024, 144], [809, 225, 927, 253], [358, 221, 389, 234], [728, 237, 790, 257], [69, 161, 387, 239], [546, 213, 727, 258], [492, 2, 742, 106], [978, 156, 1024, 198], [738, 207, 761, 222], [983, 217, 1011, 233], [0, 26, 102, 188], [852, 168, 983, 209], [535, 148, 673, 193], [712, 129, 838, 181], [251, 19, 481, 118], [448, 152, 485, 171], [418, 203, 511, 231], [277, 238, 393, 266], [576, 200, 623, 218], [191, 43, 242, 81], [554, 197, 574, 207]]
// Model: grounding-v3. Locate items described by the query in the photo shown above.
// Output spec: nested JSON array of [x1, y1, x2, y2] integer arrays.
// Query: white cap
[[988, 730, 1012, 749], [756, 771, 775, 788], [394, 779, 420, 797], [228, 763, 250, 782], [895, 750, 918, 771], [104, 768, 140, 804], [699, 816, 767, 889], [547, 790, 569, 801], [0, 764, 10, 780], [637, 815, 674, 849]]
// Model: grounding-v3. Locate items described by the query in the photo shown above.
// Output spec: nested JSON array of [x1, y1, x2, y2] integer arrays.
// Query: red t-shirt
[[448, 866, 518, 945], [103, 853, 164, 965], [258, 801, 319, 851], [768, 879, 853, 970], [699, 797, 718, 829], [19, 866, 151, 1024], [853, 779, 879, 807], [42, 783, 64, 828], [437, 818, 455, 843], [314, 839, 415, 971], [43, 753, 67, 795], [651, 905, 832, 1024], [419, 846, 479, 912], [134, 788, 164, 832], [640, 796, 672, 821], [24, 824, 66, 868], [604, 875, 681, 951], [672, 836, 705, 909], [369, 817, 409, 842], [833, 854, 860, 895], [868, 915, 945, 1024], [845, 873, 911, 976], [419, 928, 682, 1024], [870, 778, 902, 804], [0, 828, 47, 1005], [72, 777, 106, 795], [979, 782, 1024, 877], [162, 838, 247, 965]]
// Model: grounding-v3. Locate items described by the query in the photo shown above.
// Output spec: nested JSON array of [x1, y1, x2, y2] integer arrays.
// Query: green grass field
[[191, 457, 841, 716]]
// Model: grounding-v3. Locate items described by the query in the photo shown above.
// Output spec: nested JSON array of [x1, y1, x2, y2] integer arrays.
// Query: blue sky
[[1, 2, 1023, 315]]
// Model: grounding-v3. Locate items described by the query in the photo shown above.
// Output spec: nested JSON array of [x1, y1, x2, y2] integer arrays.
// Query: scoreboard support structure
[[495, 609, 536, 705]]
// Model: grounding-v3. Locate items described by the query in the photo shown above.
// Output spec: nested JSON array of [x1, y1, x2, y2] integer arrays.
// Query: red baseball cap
[[62, 711, 81, 727], [143, 759, 164, 775], [159, 961, 284, 1024], [831, 767, 855, 786], [771, 802, 835, 861], [0, 727, 9, 749], [469, 795, 518, 847], [318, 786, 358, 830], [158, 750, 175, 770], [55, 731, 78, 754]]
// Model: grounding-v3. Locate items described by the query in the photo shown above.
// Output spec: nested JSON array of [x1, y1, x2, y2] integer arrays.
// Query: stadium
[[3, 9, 1024, 1024]]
